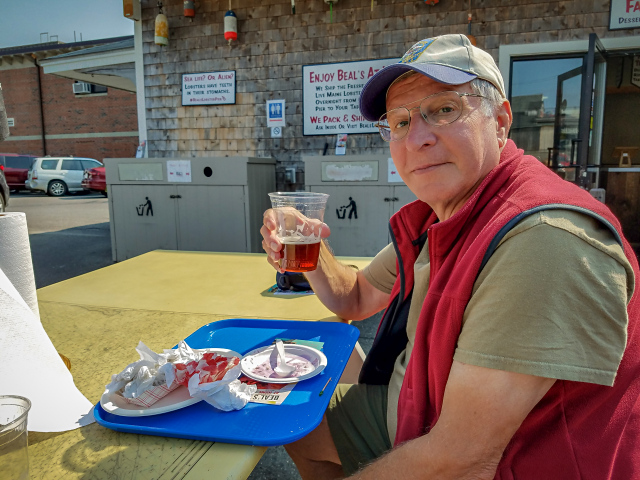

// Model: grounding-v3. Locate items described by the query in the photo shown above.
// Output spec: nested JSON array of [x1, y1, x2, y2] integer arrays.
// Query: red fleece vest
[[390, 140, 640, 478]]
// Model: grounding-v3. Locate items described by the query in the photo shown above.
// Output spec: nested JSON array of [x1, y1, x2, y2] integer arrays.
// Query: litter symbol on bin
[[136, 197, 153, 216], [336, 197, 357, 220]]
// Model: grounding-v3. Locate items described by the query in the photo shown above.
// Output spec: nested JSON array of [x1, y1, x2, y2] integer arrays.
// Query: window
[[41, 159, 59, 170], [5, 156, 34, 169], [510, 57, 583, 166], [61, 159, 84, 170], [81, 159, 102, 170]]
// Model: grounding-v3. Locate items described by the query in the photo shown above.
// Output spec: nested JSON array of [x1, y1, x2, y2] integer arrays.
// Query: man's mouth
[[413, 162, 447, 174]]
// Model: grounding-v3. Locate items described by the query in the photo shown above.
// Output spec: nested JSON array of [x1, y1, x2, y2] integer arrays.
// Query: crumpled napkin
[[105, 341, 170, 399], [104, 340, 255, 411], [188, 361, 256, 412]]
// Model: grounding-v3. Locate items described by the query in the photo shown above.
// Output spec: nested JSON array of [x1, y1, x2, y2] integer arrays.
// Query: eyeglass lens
[[378, 91, 465, 142]]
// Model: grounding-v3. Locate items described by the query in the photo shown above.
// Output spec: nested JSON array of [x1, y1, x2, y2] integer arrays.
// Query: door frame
[[499, 36, 640, 96], [500, 36, 640, 188]]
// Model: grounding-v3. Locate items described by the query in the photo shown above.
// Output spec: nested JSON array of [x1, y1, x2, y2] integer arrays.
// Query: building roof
[[0, 36, 133, 64], [46, 38, 134, 60]]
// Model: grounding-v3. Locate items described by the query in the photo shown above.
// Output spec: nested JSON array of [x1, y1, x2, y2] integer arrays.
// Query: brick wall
[[140, 0, 638, 190], [0, 65, 138, 161]]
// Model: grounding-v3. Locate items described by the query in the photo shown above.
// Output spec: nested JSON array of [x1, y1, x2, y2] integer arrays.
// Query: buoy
[[184, 0, 195, 17], [155, 13, 169, 45], [224, 10, 237, 45], [155, 2, 169, 46]]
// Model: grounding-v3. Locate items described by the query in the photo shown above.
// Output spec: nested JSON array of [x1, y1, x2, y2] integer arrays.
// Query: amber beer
[[280, 237, 322, 272]]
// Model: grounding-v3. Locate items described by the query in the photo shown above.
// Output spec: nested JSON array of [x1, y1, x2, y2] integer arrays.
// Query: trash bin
[[105, 157, 276, 261]]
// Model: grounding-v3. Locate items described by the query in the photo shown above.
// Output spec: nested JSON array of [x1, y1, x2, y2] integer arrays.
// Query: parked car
[[0, 153, 37, 192], [27, 156, 103, 196], [82, 166, 107, 197], [0, 168, 9, 212]]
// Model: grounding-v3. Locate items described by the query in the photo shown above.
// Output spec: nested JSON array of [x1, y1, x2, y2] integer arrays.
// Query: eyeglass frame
[[375, 91, 486, 143]]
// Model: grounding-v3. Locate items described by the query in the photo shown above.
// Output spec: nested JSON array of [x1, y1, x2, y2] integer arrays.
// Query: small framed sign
[[609, 0, 640, 30], [182, 71, 236, 106]]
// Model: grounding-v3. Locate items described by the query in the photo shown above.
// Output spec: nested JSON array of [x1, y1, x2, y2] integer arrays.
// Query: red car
[[0, 154, 37, 191], [82, 166, 107, 197]]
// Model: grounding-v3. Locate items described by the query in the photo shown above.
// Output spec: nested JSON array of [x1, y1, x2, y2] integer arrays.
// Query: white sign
[[388, 157, 404, 183], [182, 71, 236, 106], [267, 99, 286, 127], [335, 133, 347, 155], [271, 126, 282, 138], [303, 58, 401, 135], [633, 56, 640, 88], [609, 0, 640, 29], [321, 161, 379, 181], [167, 160, 192, 183]]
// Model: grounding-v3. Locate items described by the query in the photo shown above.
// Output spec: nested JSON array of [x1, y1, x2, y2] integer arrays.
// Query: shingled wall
[[140, 0, 636, 190]]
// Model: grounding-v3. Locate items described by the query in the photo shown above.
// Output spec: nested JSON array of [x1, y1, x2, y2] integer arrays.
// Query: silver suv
[[27, 156, 103, 196]]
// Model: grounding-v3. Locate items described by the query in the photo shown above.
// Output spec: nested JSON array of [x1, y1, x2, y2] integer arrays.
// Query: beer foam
[[277, 223, 323, 244], [280, 236, 321, 245]]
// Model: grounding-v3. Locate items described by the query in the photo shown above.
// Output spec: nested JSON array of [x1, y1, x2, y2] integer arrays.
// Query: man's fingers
[[263, 209, 278, 230]]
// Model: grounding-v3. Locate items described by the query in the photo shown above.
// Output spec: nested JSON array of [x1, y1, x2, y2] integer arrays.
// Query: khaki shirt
[[362, 210, 634, 444]]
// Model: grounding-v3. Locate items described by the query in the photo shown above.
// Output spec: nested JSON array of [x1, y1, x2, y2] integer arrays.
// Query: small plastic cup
[[268, 192, 329, 272], [0, 396, 31, 480]]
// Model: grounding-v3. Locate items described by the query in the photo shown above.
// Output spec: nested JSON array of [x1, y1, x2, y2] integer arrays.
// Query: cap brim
[[359, 63, 478, 122]]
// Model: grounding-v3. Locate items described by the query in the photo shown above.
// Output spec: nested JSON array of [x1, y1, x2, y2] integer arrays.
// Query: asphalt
[[8, 190, 381, 479]]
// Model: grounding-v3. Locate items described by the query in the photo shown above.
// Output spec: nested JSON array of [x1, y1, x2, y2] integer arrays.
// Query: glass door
[[578, 33, 608, 189], [551, 66, 582, 182], [509, 34, 608, 187]]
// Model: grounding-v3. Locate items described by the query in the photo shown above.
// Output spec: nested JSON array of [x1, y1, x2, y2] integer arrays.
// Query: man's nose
[[405, 109, 436, 151]]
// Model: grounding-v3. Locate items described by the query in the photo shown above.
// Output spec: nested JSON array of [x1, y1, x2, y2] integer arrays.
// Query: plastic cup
[[268, 192, 329, 272], [0, 396, 31, 480]]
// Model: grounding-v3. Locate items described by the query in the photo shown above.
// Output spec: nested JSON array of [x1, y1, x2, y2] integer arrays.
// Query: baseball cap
[[359, 34, 506, 121]]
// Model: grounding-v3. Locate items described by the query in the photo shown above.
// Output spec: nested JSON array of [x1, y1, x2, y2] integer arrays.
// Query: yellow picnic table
[[30, 250, 371, 480]]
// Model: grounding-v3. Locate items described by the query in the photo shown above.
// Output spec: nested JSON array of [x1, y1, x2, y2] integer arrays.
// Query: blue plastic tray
[[93, 318, 360, 446]]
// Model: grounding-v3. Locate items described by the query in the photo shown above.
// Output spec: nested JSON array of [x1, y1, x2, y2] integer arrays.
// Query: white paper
[[0, 213, 39, 318], [335, 133, 347, 155], [167, 160, 192, 183], [388, 157, 405, 183], [0, 240, 95, 431]]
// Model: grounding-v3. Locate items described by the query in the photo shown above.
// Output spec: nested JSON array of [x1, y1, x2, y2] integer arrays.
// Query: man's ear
[[496, 99, 513, 150]]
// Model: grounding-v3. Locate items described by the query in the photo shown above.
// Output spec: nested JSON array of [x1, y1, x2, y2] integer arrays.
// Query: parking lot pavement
[[7, 191, 381, 479], [6, 191, 113, 288]]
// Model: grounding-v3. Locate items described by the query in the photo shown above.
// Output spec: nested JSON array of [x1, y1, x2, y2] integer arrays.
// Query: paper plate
[[241, 344, 327, 384], [100, 348, 241, 417]]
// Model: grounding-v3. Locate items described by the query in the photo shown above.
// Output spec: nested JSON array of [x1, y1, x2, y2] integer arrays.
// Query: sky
[[0, 0, 134, 49]]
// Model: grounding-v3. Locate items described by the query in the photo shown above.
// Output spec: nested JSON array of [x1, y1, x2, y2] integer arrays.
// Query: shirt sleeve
[[454, 210, 634, 387], [362, 243, 397, 295]]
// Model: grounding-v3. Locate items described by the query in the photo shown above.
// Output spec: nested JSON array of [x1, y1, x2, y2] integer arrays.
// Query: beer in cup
[[268, 192, 329, 272]]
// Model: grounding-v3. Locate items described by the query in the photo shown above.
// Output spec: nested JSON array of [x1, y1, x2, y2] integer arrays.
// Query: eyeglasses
[[375, 91, 485, 142]]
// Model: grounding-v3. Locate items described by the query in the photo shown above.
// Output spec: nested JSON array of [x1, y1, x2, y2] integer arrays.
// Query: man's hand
[[351, 361, 555, 479], [260, 208, 331, 273]]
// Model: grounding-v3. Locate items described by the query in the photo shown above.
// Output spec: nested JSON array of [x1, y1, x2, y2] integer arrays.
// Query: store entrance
[[509, 34, 606, 187], [509, 34, 640, 247]]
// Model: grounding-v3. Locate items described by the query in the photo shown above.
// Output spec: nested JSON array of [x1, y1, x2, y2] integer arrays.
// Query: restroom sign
[[267, 100, 286, 127]]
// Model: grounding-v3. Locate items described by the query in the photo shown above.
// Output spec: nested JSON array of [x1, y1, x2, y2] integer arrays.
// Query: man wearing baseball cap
[[261, 34, 640, 479]]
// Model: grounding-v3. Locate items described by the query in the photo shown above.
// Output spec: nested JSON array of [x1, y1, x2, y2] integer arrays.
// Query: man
[[261, 34, 640, 479]]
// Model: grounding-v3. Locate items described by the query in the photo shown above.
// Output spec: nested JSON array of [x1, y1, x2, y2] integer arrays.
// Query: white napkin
[[188, 369, 256, 412], [0, 265, 94, 431]]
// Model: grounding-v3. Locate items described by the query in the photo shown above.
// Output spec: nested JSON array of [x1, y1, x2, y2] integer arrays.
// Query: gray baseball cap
[[359, 34, 506, 121]]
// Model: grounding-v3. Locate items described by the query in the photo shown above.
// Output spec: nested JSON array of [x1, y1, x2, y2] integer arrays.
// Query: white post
[[133, 1, 148, 157]]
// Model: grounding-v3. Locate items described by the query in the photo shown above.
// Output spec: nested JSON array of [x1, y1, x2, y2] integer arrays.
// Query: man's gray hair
[[470, 78, 504, 116]]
